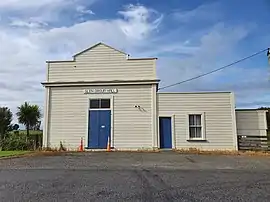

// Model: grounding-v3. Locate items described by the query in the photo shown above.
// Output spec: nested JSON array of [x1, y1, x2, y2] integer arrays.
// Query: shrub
[[0, 133, 32, 151]]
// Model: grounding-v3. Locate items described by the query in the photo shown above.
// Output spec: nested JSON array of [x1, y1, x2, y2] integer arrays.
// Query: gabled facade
[[46, 42, 157, 83], [43, 43, 159, 150], [42, 42, 241, 151]]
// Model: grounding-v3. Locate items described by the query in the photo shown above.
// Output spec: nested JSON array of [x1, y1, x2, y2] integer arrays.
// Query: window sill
[[187, 139, 207, 142]]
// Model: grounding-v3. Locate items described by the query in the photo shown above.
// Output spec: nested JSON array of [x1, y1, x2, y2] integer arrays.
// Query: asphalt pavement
[[0, 152, 270, 202]]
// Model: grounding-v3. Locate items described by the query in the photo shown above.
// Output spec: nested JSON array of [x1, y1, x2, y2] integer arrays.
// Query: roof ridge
[[73, 42, 128, 57]]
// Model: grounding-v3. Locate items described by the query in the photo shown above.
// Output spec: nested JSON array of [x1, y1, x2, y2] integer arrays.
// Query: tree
[[32, 121, 41, 131], [0, 107, 13, 140], [12, 124, 20, 131], [16, 102, 41, 137]]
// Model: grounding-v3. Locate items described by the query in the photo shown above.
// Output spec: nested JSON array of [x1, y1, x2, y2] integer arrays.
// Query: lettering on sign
[[84, 88, 118, 94]]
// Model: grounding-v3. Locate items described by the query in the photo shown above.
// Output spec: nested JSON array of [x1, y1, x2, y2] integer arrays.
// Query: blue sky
[[0, 0, 270, 123]]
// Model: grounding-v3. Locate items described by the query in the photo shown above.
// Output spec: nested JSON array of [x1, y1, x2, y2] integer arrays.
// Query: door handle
[[101, 125, 105, 128]]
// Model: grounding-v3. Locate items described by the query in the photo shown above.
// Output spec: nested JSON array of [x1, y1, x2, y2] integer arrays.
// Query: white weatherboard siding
[[48, 44, 156, 82], [46, 84, 155, 150], [158, 92, 237, 150], [43, 42, 245, 151], [236, 110, 268, 136]]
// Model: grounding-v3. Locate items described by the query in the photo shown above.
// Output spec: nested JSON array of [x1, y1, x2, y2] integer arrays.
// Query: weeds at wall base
[[40, 147, 270, 156], [174, 148, 270, 156]]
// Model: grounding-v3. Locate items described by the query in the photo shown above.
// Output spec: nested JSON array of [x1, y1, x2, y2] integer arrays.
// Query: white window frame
[[89, 98, 111, 110], [186, 112, 206, 141]]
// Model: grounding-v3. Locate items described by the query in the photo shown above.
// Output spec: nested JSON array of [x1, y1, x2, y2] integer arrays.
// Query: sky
[[0, 0, 270, 125]]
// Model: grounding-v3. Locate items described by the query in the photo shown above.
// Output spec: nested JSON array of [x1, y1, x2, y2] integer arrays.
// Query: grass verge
[[0, 151, 31, 158]]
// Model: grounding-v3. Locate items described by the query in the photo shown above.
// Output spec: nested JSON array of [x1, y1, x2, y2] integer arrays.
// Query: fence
[[30, 134, 43, 150], [238, 135, 270, 151]]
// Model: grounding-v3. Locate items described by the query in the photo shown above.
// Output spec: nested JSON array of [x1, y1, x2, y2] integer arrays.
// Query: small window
[[189, 114, 202, 139], [90, 99, 110, 109], [101, 99, 110, 108], [90, 99, 99, 109]]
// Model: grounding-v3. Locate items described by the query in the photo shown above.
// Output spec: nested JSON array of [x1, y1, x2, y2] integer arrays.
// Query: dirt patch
[[175, 148, 270, 156], [5, 149, 267, 159]]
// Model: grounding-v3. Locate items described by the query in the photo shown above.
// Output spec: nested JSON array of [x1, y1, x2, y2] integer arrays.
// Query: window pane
[[195, 115, 201, 126], [189, 114, 201, 126], [195, 127, 202, 138], [90, 99, 99, 109], [101, 99, 110, 108], [189, 127, 196, 138], [189, 115, 194, 126]]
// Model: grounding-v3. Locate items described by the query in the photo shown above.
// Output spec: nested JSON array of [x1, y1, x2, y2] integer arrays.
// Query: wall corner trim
[[230, 92, 238, 151]]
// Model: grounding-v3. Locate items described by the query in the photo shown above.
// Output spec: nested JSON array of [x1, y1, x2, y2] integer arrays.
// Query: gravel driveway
[[0, 152, 270, 201]]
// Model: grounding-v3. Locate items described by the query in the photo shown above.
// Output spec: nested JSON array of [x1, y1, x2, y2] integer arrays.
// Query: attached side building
[[157, 92, 237, 150]]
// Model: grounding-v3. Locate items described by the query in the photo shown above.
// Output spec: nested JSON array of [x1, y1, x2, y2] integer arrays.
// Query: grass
[[0, 151, 31, 158], [18, 130, 43, 135], [8, 130, 43, 136]]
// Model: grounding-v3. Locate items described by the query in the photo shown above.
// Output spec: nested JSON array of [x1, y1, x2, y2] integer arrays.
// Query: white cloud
[[0, 0, 94, 10], [157, 23, 250, 86], [0, 0, 62, 8], [76, 5, 95, 15], [0, 0, 97, 27], [118, 4, 163, 40], [10, 18, 48, 28], [173, 2, 221, 23]]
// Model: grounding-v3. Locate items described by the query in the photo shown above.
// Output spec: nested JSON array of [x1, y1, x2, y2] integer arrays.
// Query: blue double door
[[159, 117, 172, 149], [88, 110, 111, 149]]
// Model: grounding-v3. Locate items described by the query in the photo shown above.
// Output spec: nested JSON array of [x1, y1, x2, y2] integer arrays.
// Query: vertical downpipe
[[152, 84, 158, 149]]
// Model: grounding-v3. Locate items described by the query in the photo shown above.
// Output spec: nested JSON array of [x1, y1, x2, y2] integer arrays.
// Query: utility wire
[[158, 47, 269, 90]]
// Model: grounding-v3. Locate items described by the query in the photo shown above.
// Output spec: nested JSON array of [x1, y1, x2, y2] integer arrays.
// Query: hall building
[[42, 43, 268, 151]]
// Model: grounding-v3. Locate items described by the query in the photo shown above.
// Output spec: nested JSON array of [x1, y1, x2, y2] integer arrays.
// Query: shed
[[236, 109, 268, 137]]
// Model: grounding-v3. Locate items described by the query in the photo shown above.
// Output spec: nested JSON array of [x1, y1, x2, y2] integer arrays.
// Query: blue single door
[[98, 110, 111, 149], [88, 110, 111, 149], [88, 110, 99, 149], [159, 117, 172, 149]]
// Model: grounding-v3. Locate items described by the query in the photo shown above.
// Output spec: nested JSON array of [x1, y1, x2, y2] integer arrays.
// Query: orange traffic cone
[[106, 136, 111, 152], [79, 137, 83, 152]]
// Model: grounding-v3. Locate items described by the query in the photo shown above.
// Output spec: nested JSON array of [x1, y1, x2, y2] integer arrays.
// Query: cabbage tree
[[16, 102, 41, 137]]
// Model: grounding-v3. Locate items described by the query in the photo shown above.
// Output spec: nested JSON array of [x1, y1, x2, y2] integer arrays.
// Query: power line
[[158, 47, 269, 90]]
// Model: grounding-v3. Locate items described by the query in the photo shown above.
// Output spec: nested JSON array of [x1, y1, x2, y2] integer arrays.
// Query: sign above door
[[84, 88, 118, 94]]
